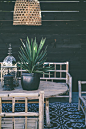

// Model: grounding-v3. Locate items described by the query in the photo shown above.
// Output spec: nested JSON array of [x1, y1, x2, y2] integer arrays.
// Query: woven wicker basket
[[13, 0, 41, 26]]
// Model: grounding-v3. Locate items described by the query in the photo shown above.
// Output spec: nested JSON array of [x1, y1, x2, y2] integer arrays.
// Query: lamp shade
[[13, 0, 42, 26]]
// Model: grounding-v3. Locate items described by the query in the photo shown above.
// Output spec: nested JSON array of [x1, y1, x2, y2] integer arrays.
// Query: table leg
[[45, 98, 50, 127]]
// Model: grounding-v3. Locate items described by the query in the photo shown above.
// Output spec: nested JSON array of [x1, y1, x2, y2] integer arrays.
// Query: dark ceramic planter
[[21, 73, 40, 91]]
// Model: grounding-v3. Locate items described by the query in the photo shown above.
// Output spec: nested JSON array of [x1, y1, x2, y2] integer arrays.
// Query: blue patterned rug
[[2, 102, 86, 129]]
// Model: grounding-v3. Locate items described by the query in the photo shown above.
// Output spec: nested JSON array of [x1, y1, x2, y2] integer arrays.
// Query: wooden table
[[0, 81, 68, 127]]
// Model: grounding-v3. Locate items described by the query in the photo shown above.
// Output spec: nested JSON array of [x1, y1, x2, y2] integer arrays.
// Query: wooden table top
[[0, 81, 68, 98]]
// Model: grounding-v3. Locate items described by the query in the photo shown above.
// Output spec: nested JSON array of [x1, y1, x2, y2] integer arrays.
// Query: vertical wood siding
[[0, 0, 86, 91]]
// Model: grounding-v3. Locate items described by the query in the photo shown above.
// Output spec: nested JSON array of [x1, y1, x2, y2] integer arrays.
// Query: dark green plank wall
[[0, 0, 86, 91]]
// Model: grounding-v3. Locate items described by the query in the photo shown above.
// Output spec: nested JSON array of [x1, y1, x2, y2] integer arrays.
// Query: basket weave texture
[[13, 0, 42, 26]]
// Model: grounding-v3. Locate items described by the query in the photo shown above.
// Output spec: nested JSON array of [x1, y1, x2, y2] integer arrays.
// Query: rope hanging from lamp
[[13, 0, 42, 26]]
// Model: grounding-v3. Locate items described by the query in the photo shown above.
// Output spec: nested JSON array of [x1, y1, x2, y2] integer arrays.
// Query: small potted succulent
[[18, 37, 51, 91]]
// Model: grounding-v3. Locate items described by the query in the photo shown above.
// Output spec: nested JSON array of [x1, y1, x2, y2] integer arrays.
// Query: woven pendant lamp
[[13, 0, 42, 26]]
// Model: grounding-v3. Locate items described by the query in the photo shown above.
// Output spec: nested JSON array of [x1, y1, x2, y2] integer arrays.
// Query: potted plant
[[18, 37, 51, 91]]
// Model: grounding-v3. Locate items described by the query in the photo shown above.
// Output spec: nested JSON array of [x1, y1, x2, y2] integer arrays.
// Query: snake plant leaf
[[34, 52, 46, 65], [26, 40, 32, 59], [38, 67, 52, 72], [34, 58, 47, 70], [21, 40, 26, 48], [25, 42, 31, 59], [25, 41, 32, 67], [21, 41, 30, 59], [18, 56, 31, 70], [34, 46, 47, 64], [18, 51, 28, 63], [26, 37, 32, 69], [20, 41, 29, 57], [27, 36, 31, 56], [18, 37, 52, 74], [31, 38, 33, 60], [36, 38, 46, 56], [33, 37, 37, 61], [38, 50, 47, 62], [21, 65, 30, 73], [19, 51, 29, 64], [20, 46, 29, 60], [33, 70, 50, 75]]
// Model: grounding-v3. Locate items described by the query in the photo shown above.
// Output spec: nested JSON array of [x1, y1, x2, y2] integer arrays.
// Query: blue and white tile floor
[[2, 92, 86, 129]]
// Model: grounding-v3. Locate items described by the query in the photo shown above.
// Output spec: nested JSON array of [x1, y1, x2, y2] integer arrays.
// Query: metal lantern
[[13, 0, 42, 26], [3, 73, 14, 91], [1, 44, 18, 87], [3, 44, 16, 66]]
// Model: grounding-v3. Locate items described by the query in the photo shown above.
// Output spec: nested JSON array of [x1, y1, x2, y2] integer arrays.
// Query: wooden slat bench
[[0, 91, 44, 129], [15, 61, 72, 127], [78, 81, 86, 125], [0, 61, 72, 103], [40, 61, 72, 103], [17, 61, 72, 103], [40, 61, 72, 126], [0, 61, 72, 127]]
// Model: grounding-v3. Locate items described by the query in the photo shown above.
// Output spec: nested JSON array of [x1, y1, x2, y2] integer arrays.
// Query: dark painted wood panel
[[0, 1, 85, 14], [0, 20, 85, 27], [0, 0, 86, 92], [0, 2, 15, 11], [0, 12, 85, 21], [42, 12, 85, 20], [0, 12, 13, 20], [0, 2, 81, 11], [0, 33, 84, 52], [40, 2, 80, 11], [0, 23, 86, 34], [0, 31, 85, 92], [0, 0, 81, 2]]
